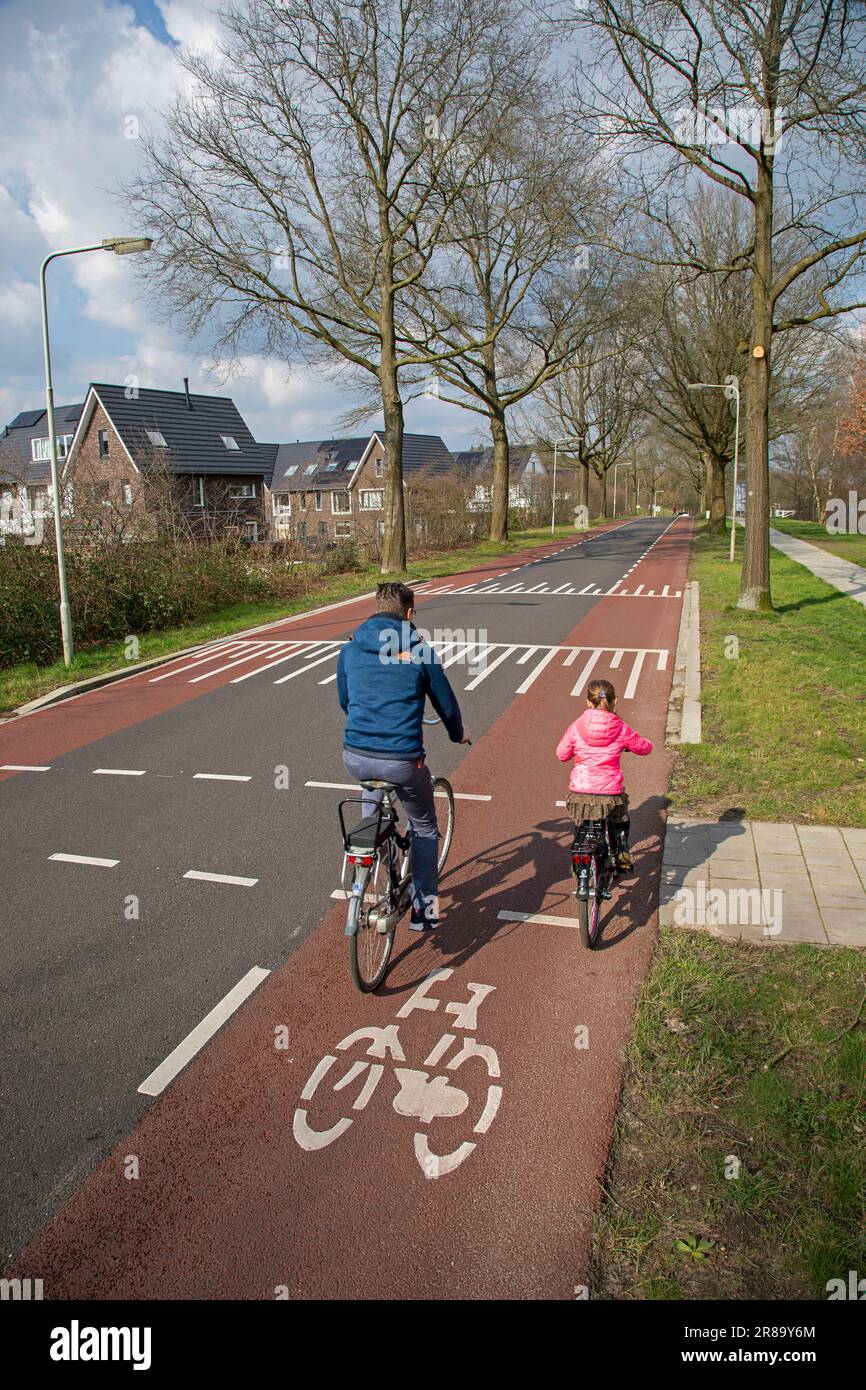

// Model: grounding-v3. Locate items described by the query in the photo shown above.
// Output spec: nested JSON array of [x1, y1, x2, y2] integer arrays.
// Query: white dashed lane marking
[[305, 780, 492, 801], [183, 870, 259, 887], [49, 853, 119, 868], [92, 768, 146, 777], [137, 966, 270, 1097], [1, 764, 51, 772]]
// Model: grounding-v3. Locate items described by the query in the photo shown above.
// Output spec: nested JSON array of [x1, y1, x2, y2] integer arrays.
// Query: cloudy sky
[[0, 0, 484, 447]]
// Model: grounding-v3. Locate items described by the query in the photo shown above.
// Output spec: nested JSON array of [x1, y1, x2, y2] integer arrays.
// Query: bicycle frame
[[339, 790, 411, 935]]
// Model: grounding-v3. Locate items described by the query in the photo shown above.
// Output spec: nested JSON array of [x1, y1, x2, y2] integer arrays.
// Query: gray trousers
[[343, 750, 439, 922]]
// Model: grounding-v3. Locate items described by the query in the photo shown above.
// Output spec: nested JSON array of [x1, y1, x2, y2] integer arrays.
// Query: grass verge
[[0, 520, 611, 714], [771, 517, 866, 568], [669, 523, 866, 825], [590, 929, 866, 1300]]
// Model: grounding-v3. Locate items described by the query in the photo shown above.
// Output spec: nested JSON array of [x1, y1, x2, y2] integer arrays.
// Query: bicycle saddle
[[360, 779, 400, 792]]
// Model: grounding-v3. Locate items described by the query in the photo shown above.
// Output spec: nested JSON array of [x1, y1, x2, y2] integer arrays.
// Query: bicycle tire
[[348, 857, 396, 992], [433, 776, 455, 871], [577, 854, 603, 949]]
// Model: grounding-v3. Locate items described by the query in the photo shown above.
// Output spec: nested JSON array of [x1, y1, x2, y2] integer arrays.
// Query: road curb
[[666, 579, 701, 744]]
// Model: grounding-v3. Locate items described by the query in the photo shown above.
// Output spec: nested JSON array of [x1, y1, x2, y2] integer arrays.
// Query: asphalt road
[[1, 514, 688, 1284]]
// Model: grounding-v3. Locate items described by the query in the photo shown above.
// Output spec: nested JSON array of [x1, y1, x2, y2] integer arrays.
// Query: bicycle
[[337, 717, 456, 992], [571, 816, 617, 948]]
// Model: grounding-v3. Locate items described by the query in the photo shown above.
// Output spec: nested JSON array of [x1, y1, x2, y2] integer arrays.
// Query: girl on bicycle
[[555, 678, 652, 871]]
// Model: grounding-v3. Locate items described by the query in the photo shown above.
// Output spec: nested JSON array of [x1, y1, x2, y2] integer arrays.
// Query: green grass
[[0, 520, 610, 714], [591, 929, 866, 1300], [772, 517, 866, 568], [669, 524, 866, 825]]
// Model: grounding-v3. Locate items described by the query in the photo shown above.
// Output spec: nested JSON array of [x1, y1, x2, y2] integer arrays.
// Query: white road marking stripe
[[578, 583, 596, 594], [189, 641, 287, 682], [553, 584, 572, 594], [149, 640, 247, 681], [273, 648, 341, 682], [319, 673, 339, 684], [464, 644, 519, 688], [498, 584, 524, 593], [137, 966, 270, 1096], [661, 584, 670, 597], [570, 649, 602, 695], [610, 650, 624, 668], [526, 583, 548, 593], [49, 853, 119, 868], [183, 870, 258, 886], [1, 764, 50, 771], [229, 642, 308, 681], [193, 773, 252, 782], [93, 768, 146, 776], [632, 584, 644, 595], [656, 649, 669, 669], [516, 646, 539, 664], [623, 649, 647, 699], [306, 780, 490, 801], [516, 646, 560, 694], [498, 909, 580, 929]]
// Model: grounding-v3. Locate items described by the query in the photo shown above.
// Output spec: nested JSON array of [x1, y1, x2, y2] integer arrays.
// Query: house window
[[122, 482, 133, 507], [98, 429, 110, 457], [315, 491, 323, 511], [374, 457, 383, 476], [360, 490, 384, 511], [228, 482, 256, 499], [332, 492, 351, 514], [244, 520, 259, 543], [304, 463, 317, 475], [31, 435, 72, 462], [146, 430, 168, 448], [193, 476, 205, 508], [221, 435, 240, 451], [335, 520, 352, 539], [272, 492, 291, 515], [299, 492, 308, 509], [284, 465, 298, 477]]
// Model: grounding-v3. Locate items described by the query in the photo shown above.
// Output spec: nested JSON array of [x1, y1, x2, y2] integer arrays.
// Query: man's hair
[[375, 581, 415, 616]]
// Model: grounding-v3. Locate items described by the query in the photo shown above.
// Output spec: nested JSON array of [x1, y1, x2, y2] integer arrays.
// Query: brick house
[[0, 402, 83, 539], [266, 430, 453, 544], [63, 381, 272, 541]]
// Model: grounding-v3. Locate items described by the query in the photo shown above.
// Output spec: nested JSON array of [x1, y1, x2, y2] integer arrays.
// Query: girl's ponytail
[[586, 678, 616, 711]]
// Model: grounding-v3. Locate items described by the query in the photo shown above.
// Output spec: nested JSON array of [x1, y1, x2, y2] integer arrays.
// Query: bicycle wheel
[[577, 854, 604, 949], [347, 850, 396, 992], [432, 776, 455, 871]]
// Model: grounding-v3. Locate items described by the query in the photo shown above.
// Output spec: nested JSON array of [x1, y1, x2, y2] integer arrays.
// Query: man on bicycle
[[337, 582, 471, 931]]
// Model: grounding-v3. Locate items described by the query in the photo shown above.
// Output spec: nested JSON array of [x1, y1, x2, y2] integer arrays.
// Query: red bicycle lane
[[0, 523, 623, 779], [6, 520, 691, 1300]]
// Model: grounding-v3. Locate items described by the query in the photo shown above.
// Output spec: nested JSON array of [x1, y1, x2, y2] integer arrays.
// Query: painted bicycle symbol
[[293, 968, 503, 1178]]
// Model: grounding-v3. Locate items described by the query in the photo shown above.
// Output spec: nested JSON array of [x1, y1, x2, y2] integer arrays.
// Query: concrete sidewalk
[[661, 817, 866, 947], [770, 525, 866, 608]]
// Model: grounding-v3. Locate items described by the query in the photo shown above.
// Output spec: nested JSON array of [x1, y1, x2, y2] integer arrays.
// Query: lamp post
[[686, 376, 740, 562], [551, 435, 584, 534], [40, 236, 152, 664]]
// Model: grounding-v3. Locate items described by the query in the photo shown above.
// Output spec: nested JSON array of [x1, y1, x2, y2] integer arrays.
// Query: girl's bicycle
[[337, 718, 455, 992], [571, 817, 617, 948]]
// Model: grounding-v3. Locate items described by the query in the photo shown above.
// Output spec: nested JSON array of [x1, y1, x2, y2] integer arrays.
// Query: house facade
[[266, 431, 453, 544], [63, 382, 271, 542], [453, 445, 549, 510], [0, 402, 83, 540]]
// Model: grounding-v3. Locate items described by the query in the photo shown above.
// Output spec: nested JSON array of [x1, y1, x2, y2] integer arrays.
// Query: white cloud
[[0, 0, 481, 449]]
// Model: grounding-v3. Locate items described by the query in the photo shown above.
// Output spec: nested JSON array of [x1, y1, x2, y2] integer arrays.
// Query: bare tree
[[396, 95, 612, 541], [129, 0, 537, 572], [555, 0, 866, 608]]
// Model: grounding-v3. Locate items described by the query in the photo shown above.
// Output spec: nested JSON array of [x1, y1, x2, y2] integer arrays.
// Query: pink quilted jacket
[[556, 709, 653, 794]]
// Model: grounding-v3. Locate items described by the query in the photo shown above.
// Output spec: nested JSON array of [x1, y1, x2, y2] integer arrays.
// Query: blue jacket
[[337, 612, 464, 758]]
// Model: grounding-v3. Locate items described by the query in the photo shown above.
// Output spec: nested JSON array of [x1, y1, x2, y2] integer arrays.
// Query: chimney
[[183, 377, 193, 410]]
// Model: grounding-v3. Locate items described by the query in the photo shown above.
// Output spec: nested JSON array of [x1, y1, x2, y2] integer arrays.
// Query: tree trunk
[[379, 333, 406, 574], [599, 468, 609, 518], [705, 448, 727, 534], [578, 459, 589, 511], [489, 410, 509, 543], [739, 162, 773, 610]]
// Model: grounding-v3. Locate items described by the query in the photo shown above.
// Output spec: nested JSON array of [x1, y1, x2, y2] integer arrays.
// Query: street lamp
[[686, 376, 740, 562], [551, 435, 584, 534], [40, 236, 153, 664]]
